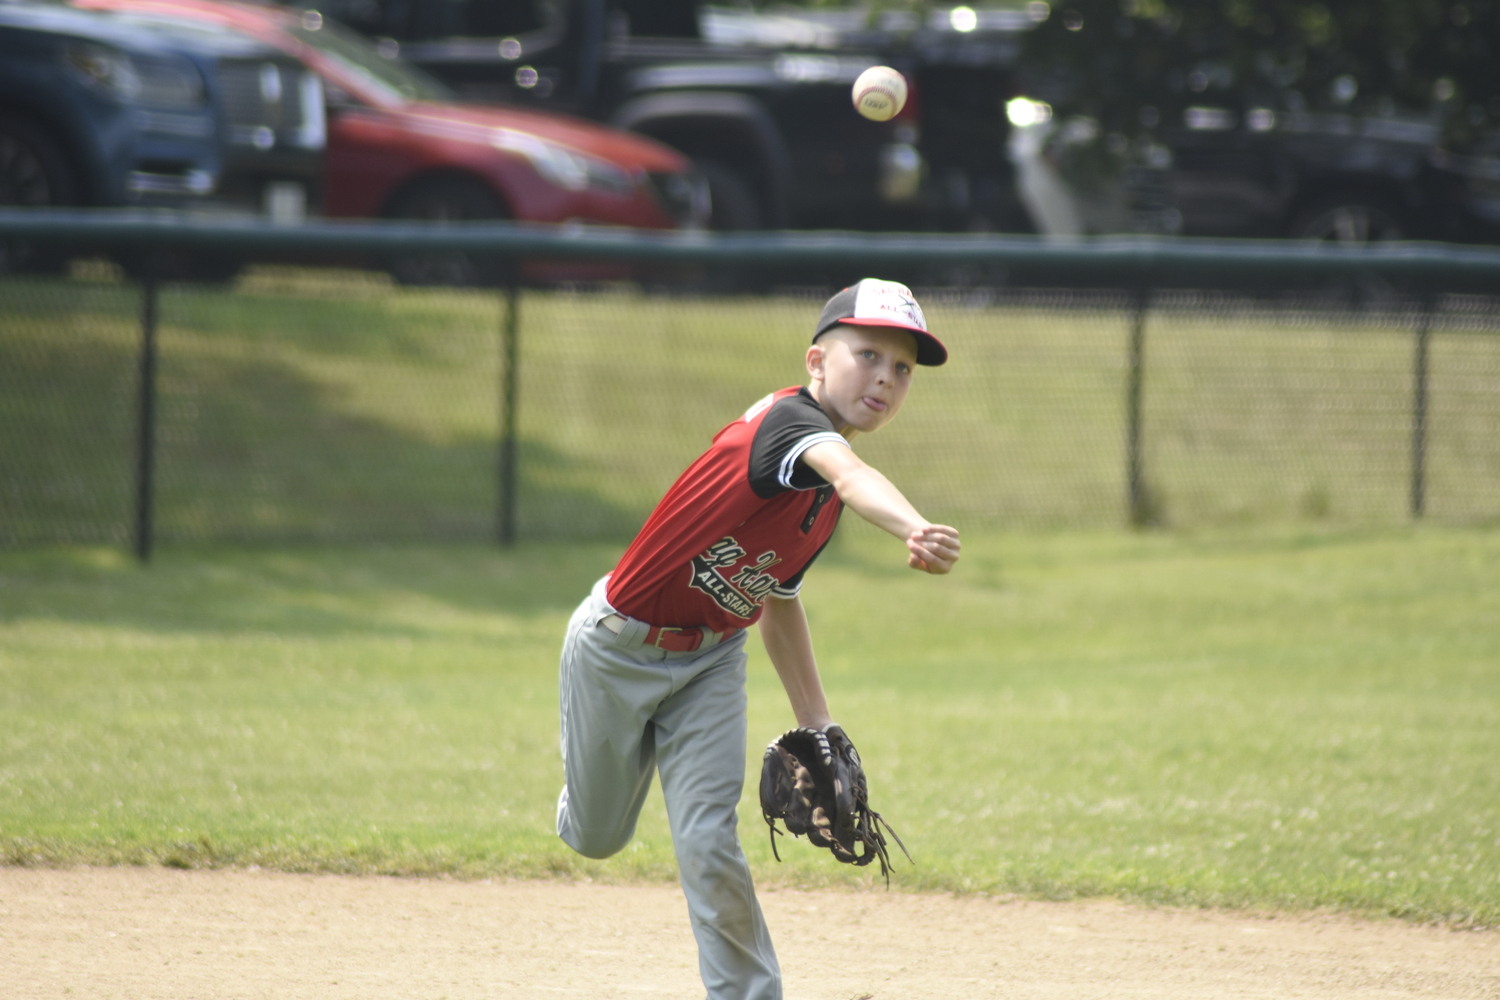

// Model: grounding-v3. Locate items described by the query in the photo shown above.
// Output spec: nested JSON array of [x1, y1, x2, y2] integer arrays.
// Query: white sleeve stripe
[[772, 581, 802, 597], [778, 432, 849, 489]]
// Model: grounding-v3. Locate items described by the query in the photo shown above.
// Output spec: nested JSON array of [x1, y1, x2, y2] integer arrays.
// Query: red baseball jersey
[[607, 386, 848, 632]]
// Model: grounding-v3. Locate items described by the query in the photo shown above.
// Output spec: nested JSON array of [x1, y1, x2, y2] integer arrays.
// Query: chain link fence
[[3, 224, 1499, 552]]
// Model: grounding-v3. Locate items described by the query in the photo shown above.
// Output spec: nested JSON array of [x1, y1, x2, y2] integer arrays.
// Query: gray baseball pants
[[556, 575, 782, 1000]]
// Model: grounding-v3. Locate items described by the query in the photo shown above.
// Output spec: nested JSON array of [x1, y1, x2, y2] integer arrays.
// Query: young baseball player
[[555, 278, 960, 1000]]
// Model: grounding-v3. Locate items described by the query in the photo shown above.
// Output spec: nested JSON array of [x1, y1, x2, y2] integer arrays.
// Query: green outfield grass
[[2, 526, 1496, 927]]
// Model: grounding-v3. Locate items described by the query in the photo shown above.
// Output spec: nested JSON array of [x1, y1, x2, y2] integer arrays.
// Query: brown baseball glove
[[758, 725, 910, 881]]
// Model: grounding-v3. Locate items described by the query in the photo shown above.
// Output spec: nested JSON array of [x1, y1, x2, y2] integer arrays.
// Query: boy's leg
[[654, 632, 782, 1000], [556, 578, 666, 859]]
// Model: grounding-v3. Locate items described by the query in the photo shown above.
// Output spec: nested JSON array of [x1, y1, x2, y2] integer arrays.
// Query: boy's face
[[806, 324, 919, 436]]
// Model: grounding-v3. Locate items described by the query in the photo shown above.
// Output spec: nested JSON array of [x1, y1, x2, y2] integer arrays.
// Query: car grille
[[217, 57, 324, 151], [134, 54, 206, 109]]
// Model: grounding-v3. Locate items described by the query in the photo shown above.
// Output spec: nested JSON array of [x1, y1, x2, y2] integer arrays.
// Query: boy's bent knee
[[557, 798, 635, 859], [561, 827, 632, 860]]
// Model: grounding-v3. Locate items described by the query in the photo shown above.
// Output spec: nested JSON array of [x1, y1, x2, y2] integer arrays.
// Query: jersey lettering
[[689, 537, 782, 620], [729, 551, 784, 604], [699, 537, 746, 568]]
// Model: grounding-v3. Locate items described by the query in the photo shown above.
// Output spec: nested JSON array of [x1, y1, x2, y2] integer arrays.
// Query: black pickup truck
[[288, 0, 1040, 236]]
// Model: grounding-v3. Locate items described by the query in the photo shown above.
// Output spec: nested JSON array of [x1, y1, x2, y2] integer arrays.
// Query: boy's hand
[[906, 524, 960, 574]]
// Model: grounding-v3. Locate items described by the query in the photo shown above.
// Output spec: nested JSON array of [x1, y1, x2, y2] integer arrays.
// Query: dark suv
[[0, 0, 323, 268]]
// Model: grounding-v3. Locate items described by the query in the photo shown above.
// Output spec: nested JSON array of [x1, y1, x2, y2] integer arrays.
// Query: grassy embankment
[[6, 266, 1496, 544]]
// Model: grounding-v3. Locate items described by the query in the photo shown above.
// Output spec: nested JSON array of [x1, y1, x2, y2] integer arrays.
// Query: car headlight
[[63, 42, 142, 102], [491, 129, 636, 196], [63, 43, 205, 109]]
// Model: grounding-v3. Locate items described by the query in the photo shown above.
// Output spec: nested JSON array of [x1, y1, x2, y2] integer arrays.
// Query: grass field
[[3, 525, 1497, 928], [3, 264, 1497, 927], [4, 267, 1499, 549]]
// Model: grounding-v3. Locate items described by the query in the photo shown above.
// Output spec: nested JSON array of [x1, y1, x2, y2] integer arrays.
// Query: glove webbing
[[761, 727, 912, 883]]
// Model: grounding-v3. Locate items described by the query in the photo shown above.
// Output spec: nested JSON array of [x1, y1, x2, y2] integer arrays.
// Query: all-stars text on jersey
[[689, 537, 785, 621]]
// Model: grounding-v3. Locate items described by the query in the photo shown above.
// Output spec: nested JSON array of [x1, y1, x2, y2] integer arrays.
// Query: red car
[[74, 0, 706, 283]]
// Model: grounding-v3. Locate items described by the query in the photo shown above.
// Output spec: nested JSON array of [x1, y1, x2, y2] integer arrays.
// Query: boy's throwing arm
[[801, 441, 961, 574]]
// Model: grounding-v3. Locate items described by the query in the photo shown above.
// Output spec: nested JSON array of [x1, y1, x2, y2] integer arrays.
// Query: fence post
[[1126, 286, 1150, 527], [497, 281, 520, 545], [1410, 293, 1435, 520], [134, 273, 158, 563]]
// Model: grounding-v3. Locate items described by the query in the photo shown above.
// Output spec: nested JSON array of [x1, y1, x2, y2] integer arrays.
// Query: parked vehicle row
[[5, 0, 1500, 288], [2, 0, 705, 281], [293, 0, 1500, 252], [1034, 103, 1500, 247], [299, 0, 1041, 238]]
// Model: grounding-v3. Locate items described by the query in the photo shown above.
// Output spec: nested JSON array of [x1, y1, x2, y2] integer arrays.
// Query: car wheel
[[0, 113, 79, 273], [674, 160, 770, 293], [694, 160, 763, 231], [385, 176, 512, 287], [1292, 198, 1406, 243]]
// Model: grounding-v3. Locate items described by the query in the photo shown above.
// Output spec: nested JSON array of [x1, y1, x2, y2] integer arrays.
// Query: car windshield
[[287, 14, 452, 104]]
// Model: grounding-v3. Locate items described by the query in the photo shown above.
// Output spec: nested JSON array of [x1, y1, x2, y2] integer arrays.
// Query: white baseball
[[851, 66, 907, 122]]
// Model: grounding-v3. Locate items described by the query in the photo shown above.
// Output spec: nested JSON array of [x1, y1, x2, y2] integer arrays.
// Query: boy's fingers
[[919, 538, 960, 558], [907, 538, 955, 574], [901, 525, 960, 573], [911, 526, 960, 550], [921, 524, 961, 545], [924, 546, 959, 571], [908, 527, 961, 569]]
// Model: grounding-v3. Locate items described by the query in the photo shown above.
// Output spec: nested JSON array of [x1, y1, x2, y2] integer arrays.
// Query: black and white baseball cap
[[813, 278, 947, 366]]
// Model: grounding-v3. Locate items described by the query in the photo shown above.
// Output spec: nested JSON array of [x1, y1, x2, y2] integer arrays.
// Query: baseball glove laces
[[758, 725, 911, 882]]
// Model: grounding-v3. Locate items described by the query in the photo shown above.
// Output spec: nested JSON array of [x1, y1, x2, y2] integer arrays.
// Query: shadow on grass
[[1, 294, 647, 542], [0, 291, 139, 547], [0, 536, 625, 639], [0, 293, 652, 636]]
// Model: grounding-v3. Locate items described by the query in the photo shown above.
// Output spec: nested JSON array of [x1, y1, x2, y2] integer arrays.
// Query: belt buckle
[[653, 626, 688, 649]]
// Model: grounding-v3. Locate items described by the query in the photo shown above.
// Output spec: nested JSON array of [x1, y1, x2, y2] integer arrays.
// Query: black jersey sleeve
[[747, 388, 849, 498]]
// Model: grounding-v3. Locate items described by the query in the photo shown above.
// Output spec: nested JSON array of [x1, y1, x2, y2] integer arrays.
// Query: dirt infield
[[2, 868, 1496, 999]]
